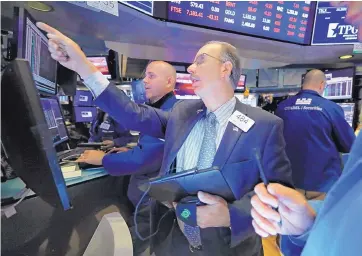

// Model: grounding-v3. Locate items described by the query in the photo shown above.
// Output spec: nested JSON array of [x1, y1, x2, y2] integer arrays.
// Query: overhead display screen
[[168, 1, 316, 44], [312, 2, 359, 45]]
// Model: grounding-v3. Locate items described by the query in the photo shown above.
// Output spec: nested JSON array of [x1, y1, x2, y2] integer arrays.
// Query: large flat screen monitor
[[336, 102, 355, 128], [312, 1, 359, 45], [322, 67, 355, 100], [1, 59, 70, 210], [168, 1, 316, 44], [13, 7, 58, 95], [87, 56, 111, 79], [174, 73, 200, 99], [40, 98, 69, 146]]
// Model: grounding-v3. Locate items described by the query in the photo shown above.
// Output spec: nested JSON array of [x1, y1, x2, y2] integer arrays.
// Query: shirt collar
[[147, 91, 174, 109], [207, 97, 236, 125], [299, 89, 322, 97]]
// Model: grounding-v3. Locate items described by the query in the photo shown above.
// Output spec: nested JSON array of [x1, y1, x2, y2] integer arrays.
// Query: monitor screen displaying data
[[168, 1, 316, 44], [312, 1, 359, 45], [40, 98, 69, 146], [322, 68, 354, 100], [336, 103, 355, 127], [23, 16, 57, 94]]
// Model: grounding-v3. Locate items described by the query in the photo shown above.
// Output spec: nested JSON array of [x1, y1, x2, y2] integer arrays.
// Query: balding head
[[302, 69, 327, 95], [143, 61, 176, 103]]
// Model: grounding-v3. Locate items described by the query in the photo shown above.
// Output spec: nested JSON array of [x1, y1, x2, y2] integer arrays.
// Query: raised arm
[[37, 22, 170, 138]]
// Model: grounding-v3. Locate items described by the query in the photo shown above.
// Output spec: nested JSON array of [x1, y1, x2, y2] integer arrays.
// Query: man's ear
[[167, 76, 173, 88], [222, 61, 233, 79]]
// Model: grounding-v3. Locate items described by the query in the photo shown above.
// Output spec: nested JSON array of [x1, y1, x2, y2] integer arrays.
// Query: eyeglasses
[[192, 53, 233, 75], [192, 53, 223, 65]]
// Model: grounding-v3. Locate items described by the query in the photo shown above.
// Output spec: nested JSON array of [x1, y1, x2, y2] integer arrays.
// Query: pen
[[253, 148, 282, 227]]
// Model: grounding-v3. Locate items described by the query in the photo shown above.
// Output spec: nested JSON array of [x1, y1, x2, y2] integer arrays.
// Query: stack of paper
[[61, 163, 82, 179]]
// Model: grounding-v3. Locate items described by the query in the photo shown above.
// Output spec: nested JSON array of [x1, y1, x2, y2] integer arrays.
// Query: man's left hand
[[76, 150, 105, 165], [196, 191, 230, 228]]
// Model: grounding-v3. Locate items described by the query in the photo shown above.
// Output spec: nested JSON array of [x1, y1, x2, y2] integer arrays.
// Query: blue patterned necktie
[[183, 112, 217, 248]]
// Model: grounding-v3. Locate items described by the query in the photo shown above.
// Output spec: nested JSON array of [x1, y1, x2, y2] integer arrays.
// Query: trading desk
[[1, 168, 108, 200], [1, 167, 133, 256]]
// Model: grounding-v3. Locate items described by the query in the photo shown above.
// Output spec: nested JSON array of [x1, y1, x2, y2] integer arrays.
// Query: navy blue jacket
[[102, 92, 177, 206], [281, 132, 362, 256], [94, 85, 292, 255], [89, 112, 134, 147], [276, 90, 355, 192]]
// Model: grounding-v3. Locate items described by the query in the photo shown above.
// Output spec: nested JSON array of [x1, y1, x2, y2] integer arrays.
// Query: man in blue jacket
[[78, 61, 178, 206], [88, 110, 135, 149], [276, 69, 355, 197], [250, 131, 362, 256], [39, 23, 293, 256]]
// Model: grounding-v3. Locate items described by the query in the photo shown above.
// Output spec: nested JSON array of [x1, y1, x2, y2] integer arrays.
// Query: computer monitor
[[74, 106, 97, 123], [322, 68, 355, 100], [1, 59, 71, 210], [336, 102, 355, 128], [174, 73, 200, 100], [236, 74, 247, 90], [13, 7, 58, 95], [86, 56, 111, 79], [58, 95, 70, 105], [73, 90, 94, 106], [57, 64, 77, 96], [40, 97, 69, 146]]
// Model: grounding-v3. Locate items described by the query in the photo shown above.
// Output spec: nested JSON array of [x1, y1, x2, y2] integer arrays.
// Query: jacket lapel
[[163, 100, 206, 174], [213, 99, 249, 170]]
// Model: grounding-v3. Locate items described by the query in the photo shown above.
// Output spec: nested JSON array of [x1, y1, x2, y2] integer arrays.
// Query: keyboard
[[57, 147, 86, 162]]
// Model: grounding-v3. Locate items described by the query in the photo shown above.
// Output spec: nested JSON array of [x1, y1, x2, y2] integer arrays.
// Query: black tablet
[[138, 166, 235, 203]]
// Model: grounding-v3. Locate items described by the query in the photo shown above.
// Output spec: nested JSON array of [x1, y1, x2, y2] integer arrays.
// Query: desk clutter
[[61, 163, 82, 180]]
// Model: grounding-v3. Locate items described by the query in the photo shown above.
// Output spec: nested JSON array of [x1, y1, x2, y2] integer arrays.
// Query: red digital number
[[276, 13, 282, 19], [248, 7, 257, 12]]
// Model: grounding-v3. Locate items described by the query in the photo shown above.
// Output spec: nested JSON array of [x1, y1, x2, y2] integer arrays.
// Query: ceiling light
[[339, 55, 353, 60], [28, 2, 54, 12]]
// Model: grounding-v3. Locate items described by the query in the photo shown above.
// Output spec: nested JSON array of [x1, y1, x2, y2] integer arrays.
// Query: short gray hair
[[205, 41, 241, 89]]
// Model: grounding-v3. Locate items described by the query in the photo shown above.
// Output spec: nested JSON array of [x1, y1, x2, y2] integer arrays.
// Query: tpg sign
[[327, 23, 358, 39], [312, 2, 359, 45]]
